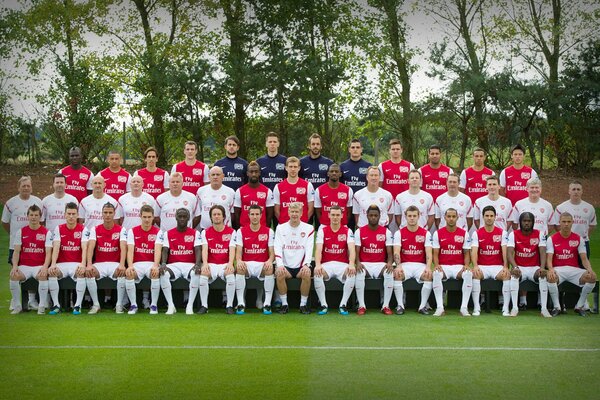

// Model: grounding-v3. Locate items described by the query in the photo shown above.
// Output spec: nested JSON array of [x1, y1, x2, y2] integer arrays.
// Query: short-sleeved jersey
[[78, 194, 122, 230], [553, 200, 596, 241], [155, 191, 198, 231], [134, 168, 170, 199], [471, 226, 507, 266], [340, 158, 371, 192], [214, 156, 248, 192], [256, 153, 287, 191], [160, 227, 202, 264], [98, 167, 131, 201], [233, 183, 274, 227], [459, 166, 495, 205], [235, 225, 274, 263], [127, 225, 160, 263], [473, 195, 513, 231], [354, 225, 393, 263], [2, 194, 43, 249], [274, 221, 315, 269], [53, 223, 85, 264], [299, 155, 334, 190], [171, 160, 209, 195], [85, 223, 126, 264], [499, 165, 538, 206], [273, 178, 315, 224], [394, 190, 434, 229], [434, 192, 473, 231], [14, 225, 52, 266], [506, 229, 546, 267], [201, 226, 235, 265], [546, 231, 586, 268], [419, 164, 454, 202], [118, 192, 158, 231], [352, 187, 394, 228], [314, 183, 353, 225], [316, 225, 354, 264], [58, 165, 94, 203], [196, 185, 235, 230], [378, 159, 415, 199], [41, 193, 78, 233], [393, 226, 431, 264], [511, 197, 554, 235], [432, 227, 471, 266]]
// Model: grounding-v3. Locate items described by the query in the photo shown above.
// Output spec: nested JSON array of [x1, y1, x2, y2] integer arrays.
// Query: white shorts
[[322, 261, 349, 283], [131, 262, 154, 282], [56, 262, 79, 280], [441, 265, 463, 280], [243, 261, 267, 281], [167, 262, 194, 281], [362, 262, 386, 278], [94, 262, 119, 280], [207, 263, 229, 283], [401, 262, 427, 283], [555, 266, 586, 287], [517, 266, 540, 282], [480, 265, 503, 280], [17, 265, 42, 280]]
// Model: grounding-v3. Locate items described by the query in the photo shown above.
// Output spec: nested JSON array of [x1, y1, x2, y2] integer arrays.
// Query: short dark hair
[[225, 135, 240, 146], [144, 147, 158, 158], [429, 145, 441, 152], [482, 205, 496, 216], [210, 205, 226, 220], [389, 138, 402, 147], [519, 212, 535, 229], [405, 205, 420, 214], [102, 202, 116, 211], [27, 204, 42, 215], [53, 173, 66, 183], [510, 144, 525, 154], [184, 140, 198, 149], [140, 204, 154, 215], [366, 205, 380, 215], [65, 202, 78, 212], [248, 204, 262, 213]]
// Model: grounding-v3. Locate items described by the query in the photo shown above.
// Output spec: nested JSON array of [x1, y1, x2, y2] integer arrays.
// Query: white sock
[[314, 276, 327, 308], [235, 274, 246, 307], [75, 278, 87, 307], [9, 280, 21, 308], [510, 277, 519, 310], [502, 280, 511, 312], [125, 279, 137, 307], [38, 280, 49, 308], [300, 295, 308, 307], [432, 270, 444, 311], [256, 287, 264, 304], [280, 294, 288, 306], [538, 278, 549, 311], [461, 270, 473, 309], [520, 295, 527, 305], [150, 279, 160, 307], [341, 275, 356, 307], [382, 271, 393, 308], [548, 282, 560, 310], [264, 275, 274, 306], [160, 274, 174, 307], [225, 275, 235, 307], [355, 271, 366, 308], [187, 274, 200, 309], [576, 283, 596, 309], [143, 291, 150, 302], [116, 277, 126, 307], [199, 275, 209, 307], [86, 278, 99, 306], [28, 291, 36, 302], [48, 277, 60, 307], [472, 279, 481, 312], [419, 281, 433, 310], [393, 280, 404, 308]]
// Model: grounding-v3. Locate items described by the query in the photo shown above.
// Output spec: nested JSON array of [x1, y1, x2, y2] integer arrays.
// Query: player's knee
[[511, 269, 521, 279]]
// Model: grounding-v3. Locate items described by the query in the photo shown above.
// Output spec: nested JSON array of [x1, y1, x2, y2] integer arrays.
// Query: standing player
[[420, 145, 454, 202], [379, 139, 415, 200], [118, 175, 158, 231], [340, 138, 371, 193], [41, 173, 78, 233], [510, 177, 554, 236], [58, 146, 94, 203], [78, 176, 121, 230], [354, 206, 394, 315], [546, 213, 597, 316], [431, 208, 472, 316], [314, 163, 353, 227], [553, 181, 596, 258], [274, 202, 314, 314], [156, 172, 199, 231], [473, 176, 513, 230], [299, 133, 333, 191], [134, 146, 170, 199], [459, 147, 495, 205], [9, 205, 53, 314], [196, 166, 235, 230], [394, 170, 434, 229], [257, 132, 287, 194], [214, 135, 248, 192], [352, 166, 394, 228], [234, 161, 274, 229], [234, 205, 275, 314], [314, 206, 356, 315], [171, 140, 209, 195], [499, 144, 538, 206], [273, 156, 315, 224], [434, 173, 473, 231], [98, 150, 131, 201], [470, 206, 511, 316], [393, 206, 433, 315]]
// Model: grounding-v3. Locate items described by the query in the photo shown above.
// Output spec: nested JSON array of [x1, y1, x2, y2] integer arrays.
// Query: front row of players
[[9, 201, 596, 316]]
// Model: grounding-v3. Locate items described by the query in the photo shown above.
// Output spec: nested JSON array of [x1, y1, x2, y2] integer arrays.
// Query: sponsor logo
[[74, 232, 82, 239], [459, 201, 464, 207], [399, 166, 409, 173], [319, 164, 328, 171], [184, 235, 194, 243], [148, 235, 157, 241], [359, 168, 367, 174], [584, 208, 589, 213], [36, 234, 46, 241], [500, 205, 505, 210], [301, 232, 306, 238], [221, 195, 227, 200], [118, 176, 127, 183], [223, 234, 232, 241], [379, 197, 384, 203], [455, 236, 464, 243], [303, 168, 310, 171], [261, 166, 267, 170], [439, 172, 448, 179], [540, 208, 545, 213], [183, 201, 188, 206], [257, 192, 266, 199], [419, 199, 424, 204]]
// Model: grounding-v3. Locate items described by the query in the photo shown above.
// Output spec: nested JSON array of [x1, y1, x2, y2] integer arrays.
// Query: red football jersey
[[510, 229, 543, 267], [164, 227, 200, 264], [90, 223, 124, 263], [473, 226, 505, 266], [274, 179, 312, 223], [55, 223, 85, 263], [460, 166, 494, 205], [136, 168, 168, 199], [548, 232, 583, 268], [315, 183, 352, 225], [235, 184, 271, 227], [356, 225, 390, 263], [501, 165, 535, 206], [202, 226, 235, 264], [128, 225, 160, 263], [318, 226, 352, 264], [99, 168, 130, 200], [237, 225, 272, 263], [59, 165, 93, 203], [435, 227, 468, 266], [397, 226, 430, 264], [420, 164, 452, 202], [17, 225, 50, 266], [173, 160, 208, 194], [379, 159, 414, 199]]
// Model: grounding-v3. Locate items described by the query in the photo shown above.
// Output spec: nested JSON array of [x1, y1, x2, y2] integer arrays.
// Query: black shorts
[[285, 266, 303, 278]]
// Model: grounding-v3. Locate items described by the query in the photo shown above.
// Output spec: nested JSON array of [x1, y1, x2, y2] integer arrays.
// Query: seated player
[[47, 202, 87, 315], [354, 205, 394, 315], [546, 212, 597, 317], [393, 206, 433, 315], [155, 208, 202, 315], [431, 208, 472, 316], [9, 205, 53, 314], [125, 204, 161, 314], [274, 202, 314, 314], [198, 205, 236, 314], [471, 205, 510, 316], [234, 205, 275, 315], [314, 206, 356, 315]]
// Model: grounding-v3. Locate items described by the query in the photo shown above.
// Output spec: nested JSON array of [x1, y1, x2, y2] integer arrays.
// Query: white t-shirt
[[196, 185, 235, 230], [274, 221, 315, 269], [118, 192, 158, 231], [155, 190, 198, 231], [352, 187, 394, 228], [41, 193, 78, 233], [511, 197, 554, 235], [1, 195, 43, 249], [434, 192, 473, 230], [78, 194, 122, 230], [473, 195, 513, 231], [394, 190, 434, 228], [553, 200, 596, 241]]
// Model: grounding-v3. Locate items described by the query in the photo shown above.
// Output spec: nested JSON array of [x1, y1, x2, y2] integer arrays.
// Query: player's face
[[568, 184, 582, 201], [130, 177, 143, 191], [486, 179, 499, 195], [444, 211, 457, 228], [286, 162, 300, 178], [483, 210, 496, 227], [428, 149, 441, 165], [328, 165, 341, 182], [405, 210, 419, 227], [177, 210, 190, 228], [447, 176, 459, 191], [559, 216, 573, 234], [367, 209, 380, 226], [408, 172, 421, 188], [65, 208, 78, 224], [170, 176, 183, 192], [27, 210, 41, 225], [225, 140, 238, 156], [511, 150, 524, 165], [520, 216, 534, 232], [145, 151, 158, 167], [53, 177, 66, 193], [247, 165, 260, 183], [266, 136, 279, 153], [184, 144, 197, 160], [527, 184, 541, 199], [92, 178, 105, 193], [309, 138, 322, 156], [288, 207, 301, 222], [329, 210, 342, 226], [389, 144, 402, 160], [69, 149, 82, 166], [349, 142, 362, 159], [210, 209, 224, 225], [210, 169, 224, 185], [141, 211, 154, 227], [19, 180, 32, 197], [367, 169, 379, 185], [102, 207, 115, 223], [249, 209, 261, 225], [108, 153, 121, 169], [473, 151, 485, 167]]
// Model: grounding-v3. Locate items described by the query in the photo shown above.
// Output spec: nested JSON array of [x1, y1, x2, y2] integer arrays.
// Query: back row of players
[[4, 134, 597, 316]]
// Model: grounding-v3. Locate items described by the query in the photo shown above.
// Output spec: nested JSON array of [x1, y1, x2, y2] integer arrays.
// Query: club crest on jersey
[[338, 234, 347, 241], [399, 166, 409, 173], [118, 176, 127, 183], [359, 168, 367, 174], [183, 201, 188, 206], [223, 234, 232, 242], [339, 192, 347, 200], [415, 235, 425, 243], [276, 163, 285, 170], [193, 168, 202, 176], [300, 232, 306, 238], [376, 234, 385, 241], [154, 175, 163, 182], [455, 235, 464, 243], [79, 173, 88, 180], [319, 164, 329, 171], [500, 205, 505, 210], [530, 238, 539, 245], [184, 235, 194, 243], [234, 163, 243, 170], [439, 172, 448, 179], [36, 233, 46, 241], [482, 174, 490, 180], [569, 240, 579, 247], [256, 192, 266, 199], [521, 172, 531, 180], [419, 199, 425, 204], [112, 232, 120, 240], [221, 195, 227, 200], [493, 235, 502, 242], [540, 208, 545, 213], [459, 201, 464, 207], [583, 208, 589, 213], [148, 234, 157, 241], [297, 188, 306, 195], [379, 197, 384, 203], [74, 231, 82, 239], [258, 234, 268, 241]]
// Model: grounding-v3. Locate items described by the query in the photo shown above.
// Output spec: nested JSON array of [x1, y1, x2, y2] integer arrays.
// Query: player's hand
[[346, 265, 356, 277], [201, 264, 211, 275], [314, 266, 324, 277], [225, 264, 235, 275], [76, 264, 87, 276], [37, 267, 48, 280], [355, 262, 364, 273], [116, 264, 126, 277], [434, 264, 443, 272], [158, 264, 168, 275], [9, 267, 19, 280], [262, 262, 273, 272], [236, 260, 246, 270], [384, 262, 394, 273]]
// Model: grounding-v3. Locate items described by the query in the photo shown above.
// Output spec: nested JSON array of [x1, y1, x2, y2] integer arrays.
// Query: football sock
[[314, 276, 327, 308], [576, 283, 595, 309], [199, 275, 209, 307], [187, 274, 200, 309], [150, 279, 160, 307], [48, 277, 60, 307], [355, 271, 366, 308], [9, 280, 21, 308], [419, 281, 433, 310], [538, 278, 549, 311], [461, 270, 473, 309], [75, 278, 87, 307], [393, 280, 404, 308], [125, 279, 137, 307], [341, 274, 356, 307], [235, 274, 246, 307], [548, 282, 560, 310], [280, 294, 288, 306], [225, 274, 235, 308], [86, 278, 99, 307], [116, 277, 126, 307], [38, 280, 49, 308], [472, 279, 481, 312], [160, 274, 174, 307], [432, 270, 444, 311], [300, 295, 308, 307], [510, 277, 520, 310], [382, 271, 393, 308], [264, 275, 274, 306]]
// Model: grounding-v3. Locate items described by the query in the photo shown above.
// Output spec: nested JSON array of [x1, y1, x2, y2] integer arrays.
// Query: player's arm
[[579, 252, 593, 273], [127, 243, 135, 269], [86, 239, 96, 267], [194, 244, 203, 270], [315, 207, 322, 223], [233, 207, 241, 229], [119, 239, 127, 268], [118, 216, 124, 226], [235, 244, 246, 270], [433, 247, 441, 270], [51, 237, 60, 268], [425, 245, 433, 270], [307, 201, 314, 220], [395, 213, 401, 228], [265, 206, 274, 228], [470, 245, 479, 269], [10, 244, 21, 277], [274, 204, 281, 219], [192, 215, 201, 229], [507, 246, 517, 269], [385, 244, 394, 272], [426, 214, 434, 230], [502, 244, 508, 269], [466, 216, 473, 231], [463, 248, 471, 270], [539, 245, 546, 269], [314, 242, 323, 271]]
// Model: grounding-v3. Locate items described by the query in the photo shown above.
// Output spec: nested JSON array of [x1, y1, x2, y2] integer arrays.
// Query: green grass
[[1, 209, 600, 399]]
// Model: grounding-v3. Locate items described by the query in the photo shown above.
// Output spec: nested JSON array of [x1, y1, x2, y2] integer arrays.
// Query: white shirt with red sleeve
[[118, 192, 158, 231], [160, 227, 202, 264], [473, 196, 513, 230], [134, 168, 170, 199], [459, 166, 495, 205], [432, 227, 471, 266], [53, 223, 85, 264], [78, 194, 122, 230], [419, 164, 454, 202], [471, 226, 507, 266], [434, 192, 473, 230], [394, 190, 434, 228], [99, 167, 131, 201], [171, 160, 209, 195], [155, 190, 198, 231], [553, 200, 596, 241], [506, 229, 546, 267], [393, 227, 432, 264], [378, 159, 415, 199], [200, 226, 235, 265], [1, 194, 43, 249], [233, 184, 274, 227], [314, 183, 353, 226], [85, 223, 126, 263], [272, 178, 315, 224], [499, 165, 538, 206], [14, 225, 52, 267], [235, 225, 274, 263], [355, 225, 393, 264], [316, 225, 354, 264], [196, 185, 235, 230], [511, 197, 554, 236], [41, 193, 78, 233], [546, 231, 586, 268], [274, 221, 314, 269], [352, 187, 394, 228], [58, 165, 94, 203], [127, 225, 160, 263]]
